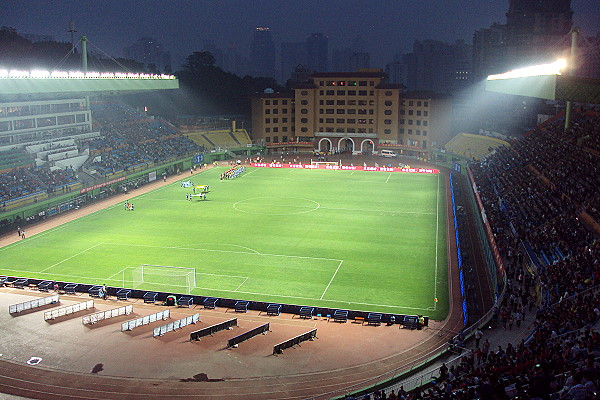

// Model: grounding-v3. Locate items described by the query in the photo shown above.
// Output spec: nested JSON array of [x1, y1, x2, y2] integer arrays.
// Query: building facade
[[251, 70, 453, 158], [250, 27, 276, 78]]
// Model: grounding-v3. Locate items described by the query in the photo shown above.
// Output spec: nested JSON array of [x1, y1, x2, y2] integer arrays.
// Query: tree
[[183, 51, 216, 73]]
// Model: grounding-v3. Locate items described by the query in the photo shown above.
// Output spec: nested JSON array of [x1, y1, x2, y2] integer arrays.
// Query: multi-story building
[[305, 33, 328, 73], [250, 27, 276, 79], [123, 37, 172, 74], [251, 70, 453, 158]]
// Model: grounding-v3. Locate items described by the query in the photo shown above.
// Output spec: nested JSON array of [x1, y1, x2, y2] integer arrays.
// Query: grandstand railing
[[43, 300, 93, 321], [9, 294, 59, 314], [82, 304, 133, 325]]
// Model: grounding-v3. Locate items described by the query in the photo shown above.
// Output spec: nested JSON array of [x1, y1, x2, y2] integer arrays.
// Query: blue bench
[[203, 297, 218, 309], [178, 296, 193, 308], [143, 292, 158, 303], [266, 304, 281, 316], [0, 276, 8, 287], [13, 278, 28, 289], [37, 281, 54, 292], [88, 285, 103, 298], [234, 300, 249, 313], [401, 315, 419, 330], [332, 310, 348, 323], [64, 283, 78, 295], [116, 289, 131, 300], [367, 313, 382, 326], [299, 306, 314, 319]]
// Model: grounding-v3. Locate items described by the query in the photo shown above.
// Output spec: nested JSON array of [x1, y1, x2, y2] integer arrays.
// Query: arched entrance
[[337, 137, 355, 153], [360, 139, 375, 154], [317, 138, 333, 153]]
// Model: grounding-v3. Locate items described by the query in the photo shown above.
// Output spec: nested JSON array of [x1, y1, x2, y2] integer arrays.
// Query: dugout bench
[[116, 289, 131, 300], [332, 310, 348, 323], [299, 306, 314, 319], [266, 304, 281, 316], [63, 283, 78, 295], [234, 300, 249, 313], [37, 280, 54, 292], [0, 276, 8, 287], [143, 292, 158, 303], [178, 296, 194, 307], [12, 278, 28, 289], [203, 297, 218, 309]]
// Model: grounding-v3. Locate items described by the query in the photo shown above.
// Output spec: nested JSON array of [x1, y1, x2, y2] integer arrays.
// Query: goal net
[[131, 264, 197, 294], [310, 160, 341, 166]]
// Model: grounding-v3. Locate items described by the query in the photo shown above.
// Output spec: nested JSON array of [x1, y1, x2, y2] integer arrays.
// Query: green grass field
[[0, 166, 449, 319]]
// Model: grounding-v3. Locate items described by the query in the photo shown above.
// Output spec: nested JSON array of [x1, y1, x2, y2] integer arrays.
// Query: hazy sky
[[2, 0, 599, 69]]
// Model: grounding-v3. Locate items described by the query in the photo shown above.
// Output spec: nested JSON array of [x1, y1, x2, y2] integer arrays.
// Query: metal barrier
[[82, 304, 133, 325], [273, 328, 317, 355], [190, 318, 237, 341], [9, 294, 59, 314], [153, 313, 200, 337], [121, 309, 170, 332], [43, 299, 93, 321], [227, 322, 269, 348]]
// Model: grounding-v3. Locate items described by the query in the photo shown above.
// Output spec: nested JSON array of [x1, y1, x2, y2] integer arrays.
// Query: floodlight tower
[[564, 27, 579, 131], [67, 21, 77, 49], [80, 36, 88, 73]]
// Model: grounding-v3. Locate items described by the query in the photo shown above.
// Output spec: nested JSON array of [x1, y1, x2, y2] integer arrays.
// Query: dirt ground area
[[0, 162, 462, 400]]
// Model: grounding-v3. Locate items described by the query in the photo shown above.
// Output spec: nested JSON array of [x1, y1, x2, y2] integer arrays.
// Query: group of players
[[123, 201, 135, 211], [220, 165, 245, 181]]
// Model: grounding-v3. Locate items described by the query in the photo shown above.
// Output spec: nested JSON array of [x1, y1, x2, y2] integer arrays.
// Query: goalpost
[[310, 160, 341, 167], [131, 264, 197, 294]]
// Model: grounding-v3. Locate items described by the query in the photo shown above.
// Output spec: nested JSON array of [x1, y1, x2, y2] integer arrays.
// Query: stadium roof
[[0, 70, 179, 99]]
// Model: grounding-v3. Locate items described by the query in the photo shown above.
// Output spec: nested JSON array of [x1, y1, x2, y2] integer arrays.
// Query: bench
[[367, 313, 382, 326], [299, 306, 313, 319], [203, 297, 218, 309], [178, 296, 194, 307], [116, 289, 131, 300], [37, 280, 54, 292], [12, 278, 28, 289], [266, 304, 281, 316], [234, 300, 249, 313], [88, 285, 103, 298], [143, 292, 158, 303], [0, 276, 8, 287], [64, 283, 78, 295], [401, 315, 419, 330], [332, 310, 348, 323]]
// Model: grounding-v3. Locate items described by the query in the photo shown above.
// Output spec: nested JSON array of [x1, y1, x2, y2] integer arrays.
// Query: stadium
[[0, 37, 599, 400]]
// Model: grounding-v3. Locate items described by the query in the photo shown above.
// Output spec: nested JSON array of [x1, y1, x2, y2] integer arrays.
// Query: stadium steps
[[228, 131, 241, 145], [444, 133, 510, 160], [202, 134, 217, 148]]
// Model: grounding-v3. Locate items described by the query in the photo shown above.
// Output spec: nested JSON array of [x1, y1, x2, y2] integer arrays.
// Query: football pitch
[[0, 166, 449, 319]]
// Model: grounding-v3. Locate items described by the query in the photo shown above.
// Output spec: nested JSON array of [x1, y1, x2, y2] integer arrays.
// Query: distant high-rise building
[[223, 43, 248, 77], [123, 37, 171, 73], [349, 52, 371, 71], [331, 49, 371, 72], [250, 27, 276, 78], [473, 0, 573, 81], [280, 41, 306, 83], [305, 33, 328, 72]]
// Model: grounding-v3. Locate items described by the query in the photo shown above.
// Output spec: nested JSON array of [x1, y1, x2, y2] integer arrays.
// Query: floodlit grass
[[0, 167, 448, 319]]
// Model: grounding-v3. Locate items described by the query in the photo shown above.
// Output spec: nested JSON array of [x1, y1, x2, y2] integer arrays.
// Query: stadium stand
[[357, 110, 600, 400], [444, 132, 511, 161]]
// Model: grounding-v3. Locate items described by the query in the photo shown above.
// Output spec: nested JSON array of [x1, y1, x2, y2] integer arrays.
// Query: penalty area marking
[[233, 197, 321, 215]]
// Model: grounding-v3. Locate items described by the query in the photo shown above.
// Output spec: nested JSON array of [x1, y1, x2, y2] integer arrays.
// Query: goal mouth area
[[131, 264, 197, 295]]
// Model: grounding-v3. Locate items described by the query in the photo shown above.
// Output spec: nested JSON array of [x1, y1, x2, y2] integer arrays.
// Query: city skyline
[[2, 0, 599, 75]]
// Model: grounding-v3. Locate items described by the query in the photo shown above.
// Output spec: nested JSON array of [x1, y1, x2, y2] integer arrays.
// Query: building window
[[358, 90, 368, 96], [348, 90, 356, 95], [348, 100, 356, 105], [384, 119, 392, 125], [417, 110, 421, 116], [336, 118, 345, 123], [416, 120, 421, 126], [385, 100, 393, 106], [384, 110, 392, 115], [347, 128, 356, 133], [265, 118, 270, 124], [385, 91, 392, 96], [326, 118, 334, 123], [301, 100, 308, 105], [416, 130, 420, 135], [368, 128, 374, 133], [358, 100, 367, 106], [347, 118, 356, 124], [337, 100, 345, 105], [326, 127, 334, 132], [326, 100, 335, 105], [266, 128, 271, 133], [358, 128, 366, 133], [424, 101, 429, 107], [384, 129, 391, 134], [282, 100, 287, 105], [282, 136, 288, 141], [369, 110, 374, 115], [273, 109, 279, 114], [408, 120, 413, 125], [422, 140, 427, 149], [273, 127, 279, 133], [399, 119, 405, 124], [301, 109, 308, 114], [358, 119, 367, 124], [423, 121, 428, 126], [319, 90, 324, 95], [336, 109, 345, 114], [400, 128, 404, 134], [301, 127, 308, 132], [336, 128, 345, 133], [273, 136, 278, 142], [265, 100, 270, 105], [337, 90, 345, 96], [282, 127, 288, 132], [265, 109, 270, 114], [301, 118, 308, 123], [409, 101, 414, 106], [348, 81, 357, 86], [408, 129, 413, 134], [273, 118, 278, 123], [266, 137, 270, 142], [359, 81, 367, 86], [319, 100, 324, 105], [417, 101, 421, 107], [347, 109, 356, 114], [326, 109, 334, 114], [400, 100, 405, 106], [369, 91, 374, 96], [358, 109, 366, 114], [319, 109, 324, 114], [423, 130, 428, 136], [282, 109, 288, 113], [319, 118, 323, 123], [400, 109, 405, 115], [326, 90, 334, 95], [273, 100, 278, 105], [369, 119, 374, 124], [424, 111, 428, 116]]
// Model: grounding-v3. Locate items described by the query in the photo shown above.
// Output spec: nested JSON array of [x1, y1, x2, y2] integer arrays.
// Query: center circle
[[233, 197, 320, 215]]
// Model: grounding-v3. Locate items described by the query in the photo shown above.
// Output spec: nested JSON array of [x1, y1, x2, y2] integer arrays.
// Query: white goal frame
[[132, 264, 197, 294], [310, 160, 341, 166]]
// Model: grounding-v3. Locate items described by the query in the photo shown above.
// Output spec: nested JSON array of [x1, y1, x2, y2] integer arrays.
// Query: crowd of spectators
[[84, 102, 204, 175], [0, 166, 77, 203], [356, 111, 599, 400]]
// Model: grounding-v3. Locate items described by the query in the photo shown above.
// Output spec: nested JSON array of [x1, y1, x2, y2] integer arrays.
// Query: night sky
[[2, 0, 599, 70]]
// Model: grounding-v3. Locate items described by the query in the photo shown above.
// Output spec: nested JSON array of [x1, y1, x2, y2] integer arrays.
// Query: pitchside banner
[[251, 163, 438, 174], [80, 176, 126, 194]]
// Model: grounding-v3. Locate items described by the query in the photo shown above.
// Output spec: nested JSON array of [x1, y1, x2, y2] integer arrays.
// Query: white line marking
[[39, 243, 104, 272], [234, 278, 248, 291], [385, 173, 392, 183], [320, 260, 343, 300], [434, 173, 440, 310]]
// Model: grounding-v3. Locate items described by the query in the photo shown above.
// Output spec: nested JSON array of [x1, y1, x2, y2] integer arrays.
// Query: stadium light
[[487, 59, 567, 80]]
